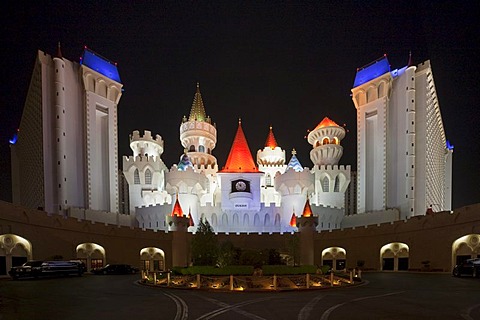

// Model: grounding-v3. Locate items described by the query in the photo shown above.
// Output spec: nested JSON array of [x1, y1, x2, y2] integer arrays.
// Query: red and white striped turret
[[308, 117, 346, 166]]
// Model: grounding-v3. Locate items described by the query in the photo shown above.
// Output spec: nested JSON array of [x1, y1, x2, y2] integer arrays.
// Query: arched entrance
[[76, 243, 106, 272], [321, 247, 346, 271], [452, 234, 480, 270], [0, 234, 32, 276], [140, 247, 165, 271], [380, 242, 409, 271]]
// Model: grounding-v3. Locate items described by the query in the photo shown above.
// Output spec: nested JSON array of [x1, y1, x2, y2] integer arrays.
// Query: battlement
[[168, 163, 218, 172], [313, 164, 351, 172], [130, 130, 164, 145], [123, 155, 164, 163]]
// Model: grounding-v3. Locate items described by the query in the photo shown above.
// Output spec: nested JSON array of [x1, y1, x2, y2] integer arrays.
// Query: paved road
[[1, 272, 479, 319]]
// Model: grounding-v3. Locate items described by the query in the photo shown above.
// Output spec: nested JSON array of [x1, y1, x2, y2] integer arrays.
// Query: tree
[[285, 234, 300, 266], [217, 240, 240, 267], [190, 218, 218, 266]]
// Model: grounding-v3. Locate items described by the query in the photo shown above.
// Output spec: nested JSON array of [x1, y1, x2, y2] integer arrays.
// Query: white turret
[[308, 117, 345, 166], [129, 130, 164, 158], [123, 130, 168, 213], [179, 83, 217, 168], [257, 126, 286, 205]]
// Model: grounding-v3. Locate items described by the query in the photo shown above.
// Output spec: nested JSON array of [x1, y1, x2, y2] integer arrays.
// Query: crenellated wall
[[1, 200, 479, 273]]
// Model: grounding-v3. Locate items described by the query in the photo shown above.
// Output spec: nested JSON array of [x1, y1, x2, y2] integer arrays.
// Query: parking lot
[[1, 272, 479, 319]]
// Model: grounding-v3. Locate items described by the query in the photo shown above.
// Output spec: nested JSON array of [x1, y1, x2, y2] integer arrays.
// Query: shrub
[[262, 265, 317, 275], [178, 265, 254, 276]]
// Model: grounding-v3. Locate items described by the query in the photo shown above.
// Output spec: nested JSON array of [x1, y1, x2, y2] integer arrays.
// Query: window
[[334, 176, 340, 192], [134, 169, 140, 184], [322, 137, 329, 145], [199, 145, 205, 152], [145, 169, 152, 184], [322, 177, 329, 192], [266, 174, 272, 186]]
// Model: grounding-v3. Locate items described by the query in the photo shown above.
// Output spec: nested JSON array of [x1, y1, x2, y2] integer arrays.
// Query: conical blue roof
[[287, 150, 303, 172], [178, 153, 194, 171]]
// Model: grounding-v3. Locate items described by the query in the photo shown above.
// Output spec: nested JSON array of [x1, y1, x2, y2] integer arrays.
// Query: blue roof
[[447, 140, 454, 150], [287, 153, 303, 172], [353, 56, 390, 88], [80, 48, 121, 83], [178, 154, 194, 171]]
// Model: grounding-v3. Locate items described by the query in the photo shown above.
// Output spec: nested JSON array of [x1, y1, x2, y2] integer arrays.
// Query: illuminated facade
[[351, 56, 453, 222], [10, 47, 452, 235], [10, 45, 123, 215], [125, 86, 351, 233]]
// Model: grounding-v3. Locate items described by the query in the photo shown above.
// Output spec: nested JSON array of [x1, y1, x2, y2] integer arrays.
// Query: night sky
[[1, 1, 479, 209]]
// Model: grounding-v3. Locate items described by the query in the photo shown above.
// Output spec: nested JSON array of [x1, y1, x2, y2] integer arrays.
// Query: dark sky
[[1, 1, 479, 209]]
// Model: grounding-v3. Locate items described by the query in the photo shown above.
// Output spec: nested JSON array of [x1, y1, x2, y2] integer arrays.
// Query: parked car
[[453, 258, 480, 277], [92, 264, 139, 275], [9, 260, 84, 280]]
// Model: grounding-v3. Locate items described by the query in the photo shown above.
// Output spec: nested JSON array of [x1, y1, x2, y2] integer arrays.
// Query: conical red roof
[[220, 120, 259, 173], [289, 213, 297, 227], [314, 117, 340, 130], [264, 126, 278, 149], [188, 212, 194, 227], [302, 199, 313, 217], [171, 195, 184, 217]]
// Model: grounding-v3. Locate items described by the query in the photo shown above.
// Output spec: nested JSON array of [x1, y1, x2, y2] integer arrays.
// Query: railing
[[140, 270, 361, 291]]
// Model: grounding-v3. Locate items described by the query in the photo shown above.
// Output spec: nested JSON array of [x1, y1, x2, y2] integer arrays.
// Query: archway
[[380, 242, 409, 271], [321, 247, 346, 271], [76, 243, 106, 272], [0, 234, 32, 276], [452, 234, 480, 270], [140, 247, 165, 271]]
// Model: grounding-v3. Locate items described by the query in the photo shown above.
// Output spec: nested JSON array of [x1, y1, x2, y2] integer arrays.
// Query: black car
[[9, 260, 84, 280], [453, 258, 480, 277], [92, 264, 139, 275]]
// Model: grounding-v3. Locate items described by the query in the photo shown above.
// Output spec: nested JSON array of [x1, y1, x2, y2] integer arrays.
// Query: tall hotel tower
[[351, 55, 453, 219], [10, 44, 123, 214]]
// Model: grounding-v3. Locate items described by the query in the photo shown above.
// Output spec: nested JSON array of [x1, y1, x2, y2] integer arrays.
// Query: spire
[[56, 42, 63, 59], [264, 126, 278, 149], [220, 119, 259, 173], [289, 211, 297, 227], [187, 209, 195, 227], [188, 82, 207, 122], [302, 198, 313, 217], [171, 194, 184, 217], [286, 149, 303, 172], [407, 50, 413, 67], [177, 151, 194, 171]]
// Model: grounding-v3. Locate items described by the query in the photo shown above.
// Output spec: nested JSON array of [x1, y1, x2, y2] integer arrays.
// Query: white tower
[[81, 48, 123, 213], [123, 130, 168, 213], [256, 126, 286, 205], [351, 55, 452, 218], [179, 83, 217, 168], [308, 117, 350, 209]]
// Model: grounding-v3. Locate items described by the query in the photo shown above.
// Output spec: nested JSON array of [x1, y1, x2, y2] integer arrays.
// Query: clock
[[235, 181, 247, 191]]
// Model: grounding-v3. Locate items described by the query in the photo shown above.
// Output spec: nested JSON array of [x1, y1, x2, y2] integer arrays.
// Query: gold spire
[[188, 82, 207, 122]]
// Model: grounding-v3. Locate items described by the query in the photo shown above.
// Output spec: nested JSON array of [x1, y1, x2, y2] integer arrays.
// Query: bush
[[262, 265, 317, 275], [178, 265, 254, 276]]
